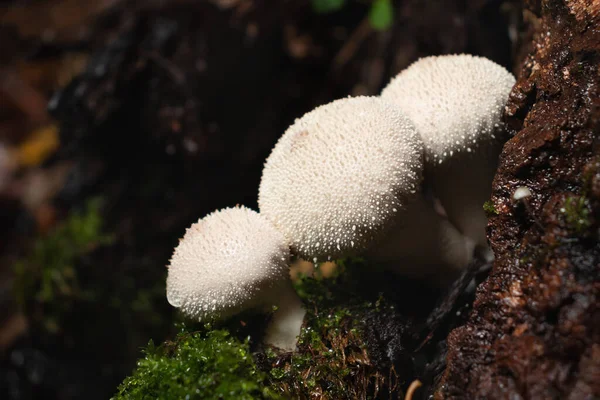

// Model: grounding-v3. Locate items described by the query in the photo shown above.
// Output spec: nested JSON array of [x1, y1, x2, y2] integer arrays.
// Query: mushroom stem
[[367, 196, 475, 285], [263, 282, 306, 352], [428, 142, 502, 248]]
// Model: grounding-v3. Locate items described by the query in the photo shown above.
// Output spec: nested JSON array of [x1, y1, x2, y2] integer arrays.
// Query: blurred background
[[0, 0, 517, 398]]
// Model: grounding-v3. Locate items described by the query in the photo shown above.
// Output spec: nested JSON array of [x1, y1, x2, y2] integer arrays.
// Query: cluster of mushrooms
[[166, 54, 516, 351]]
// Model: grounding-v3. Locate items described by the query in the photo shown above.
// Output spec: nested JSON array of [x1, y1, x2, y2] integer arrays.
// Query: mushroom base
[[427, 140, 503, 248], [263, 282, 306, 352], [365, 196, 474, 286]]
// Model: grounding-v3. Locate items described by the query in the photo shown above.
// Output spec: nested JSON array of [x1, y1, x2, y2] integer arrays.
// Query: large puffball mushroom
[[258, 96, 471, 278], [381, 54, 516, 247], [166, 206, 305, 352], [259, 96, 423, 262]]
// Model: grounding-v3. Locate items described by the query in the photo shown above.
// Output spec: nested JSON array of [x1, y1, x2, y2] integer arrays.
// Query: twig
[[333, 17, 373, 70], [404, 379, 422, 400]]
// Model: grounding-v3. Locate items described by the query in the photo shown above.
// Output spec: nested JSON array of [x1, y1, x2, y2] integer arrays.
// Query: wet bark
[[438, 1, 600, 398]]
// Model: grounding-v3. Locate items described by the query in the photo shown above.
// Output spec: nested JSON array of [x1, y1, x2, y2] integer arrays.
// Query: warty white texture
[[166, 206, 290, 321], [258, 96, 424, 261], [381, 54, 516, 163]]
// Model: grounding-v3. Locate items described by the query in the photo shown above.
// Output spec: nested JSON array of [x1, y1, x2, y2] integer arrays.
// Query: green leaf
[[369, 0, 394, 31], [311, 0, 346, 14]]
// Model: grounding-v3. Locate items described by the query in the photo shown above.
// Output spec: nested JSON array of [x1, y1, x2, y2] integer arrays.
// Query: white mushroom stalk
[[366, 196, 473, 285], [381, 54, 516, 248], [166, 206, 305, 352], [259, 96, 471, 278]]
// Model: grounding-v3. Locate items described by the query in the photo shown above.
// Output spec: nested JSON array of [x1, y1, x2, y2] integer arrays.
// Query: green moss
[[264, 258, 400, 399], [562, 195, 592, 234], [265, 302, 369, 398], [483, 200, 499, 216], [116, 258, 405, 399], [114, 328, 281, 400], [12, 198, 170, 364], [13, 198, 113, 333]]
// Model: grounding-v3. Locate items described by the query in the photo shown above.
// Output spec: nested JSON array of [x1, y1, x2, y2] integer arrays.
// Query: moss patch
[[264, 258, 415, 399], [483, 200, 499, 216], [114, 258, 419, 399], [12, 198, 170, 363], [13, 198, 113, 333], [114, 328, 281, 400], [562, 195, 592, 234]]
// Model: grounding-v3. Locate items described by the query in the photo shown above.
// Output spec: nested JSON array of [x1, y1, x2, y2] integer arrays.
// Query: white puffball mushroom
[[381, 54, 516, 248], [166, 206, 305, 352], [259, 96, 423, 262], [259, 96, 472, 279], [513, 186, 532, 202]]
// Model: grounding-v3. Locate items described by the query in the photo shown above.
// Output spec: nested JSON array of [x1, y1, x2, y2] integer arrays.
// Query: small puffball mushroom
[[512, 186, 532, 202], [259, 96, 471, 278], [381, 54, 516, 247], [259, 96, 423, 262], [166, 206, 305, 352]]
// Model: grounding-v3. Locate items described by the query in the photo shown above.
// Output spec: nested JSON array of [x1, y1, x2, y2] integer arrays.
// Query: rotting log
[[438, 1, 599, 398]]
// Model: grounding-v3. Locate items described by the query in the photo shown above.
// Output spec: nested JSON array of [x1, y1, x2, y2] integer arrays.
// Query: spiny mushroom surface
[[166, 206, 305, 351], [381, 54, 515, 162], [381, 54, 516, 247], [258, 96, 423, 262]]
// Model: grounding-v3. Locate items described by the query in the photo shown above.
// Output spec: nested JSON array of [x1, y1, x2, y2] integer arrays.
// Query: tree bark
[[438, 1, 600, 398]]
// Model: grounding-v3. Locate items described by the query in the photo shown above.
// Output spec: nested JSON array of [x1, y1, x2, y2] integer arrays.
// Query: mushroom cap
[[258, 96, 423, 261], [166, 206, 290, 321], [381, 54, 515, 164]]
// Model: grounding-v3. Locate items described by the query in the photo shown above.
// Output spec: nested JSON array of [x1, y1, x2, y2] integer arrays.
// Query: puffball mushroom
[[259, 96, 422, 262], [166, 206, 305, 352], [258, 96, 471, 276], [381, 54, 516, 248]]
